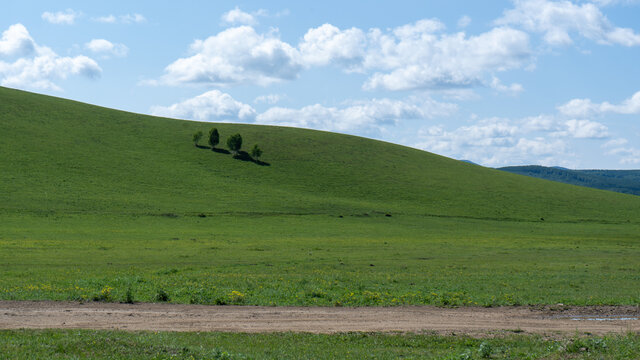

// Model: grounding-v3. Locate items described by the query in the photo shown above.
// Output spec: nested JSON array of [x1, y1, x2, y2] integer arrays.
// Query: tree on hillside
[[250, 144, 262, 160], [192, 131, 203, 147], [208, 128, 219, 149], [227, 133, 243, 156]]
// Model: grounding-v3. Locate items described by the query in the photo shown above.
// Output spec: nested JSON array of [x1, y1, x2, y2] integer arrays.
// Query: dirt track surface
[[1, 301, 639, 335]]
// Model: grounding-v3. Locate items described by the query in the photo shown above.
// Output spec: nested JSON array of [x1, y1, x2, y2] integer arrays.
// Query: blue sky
[[2, 0, 640, 168]]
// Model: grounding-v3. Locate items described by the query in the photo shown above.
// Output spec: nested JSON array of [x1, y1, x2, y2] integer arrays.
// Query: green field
[[1, 86, 640, 306], [2, 329, 640, 359]]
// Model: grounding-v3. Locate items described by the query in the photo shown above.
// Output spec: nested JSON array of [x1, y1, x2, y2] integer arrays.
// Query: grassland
[[2, 329, 640, 359], [1, 85, 640, 307]]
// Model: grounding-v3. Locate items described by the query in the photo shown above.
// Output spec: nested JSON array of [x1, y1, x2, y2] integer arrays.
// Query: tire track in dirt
[[1, 301, 639, 335]]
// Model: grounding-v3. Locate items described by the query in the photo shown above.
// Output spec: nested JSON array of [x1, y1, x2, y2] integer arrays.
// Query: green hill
[[499, 165, 640, 196], [2, 86, 639, 222], [2, 86, 640, 307]]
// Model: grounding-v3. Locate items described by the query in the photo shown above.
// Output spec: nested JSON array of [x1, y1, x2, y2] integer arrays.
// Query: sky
[[2, 0, 640, 169]]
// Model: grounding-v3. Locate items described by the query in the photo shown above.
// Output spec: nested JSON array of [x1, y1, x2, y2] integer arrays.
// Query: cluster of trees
[[192, 128, 263, 160]]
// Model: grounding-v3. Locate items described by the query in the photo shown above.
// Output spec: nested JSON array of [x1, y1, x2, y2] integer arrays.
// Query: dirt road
[[1, 301, 639, 335]]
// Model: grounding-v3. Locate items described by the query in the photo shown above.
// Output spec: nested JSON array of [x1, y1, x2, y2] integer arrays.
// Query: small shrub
[[478, 341, 493, 358], [229, 290, 245, 304], [215, 297, 228, 305], [123, 287, 134, 304], [192, 131, 203, 146], [250, 144, 262, 159], [92, 286, 113, 302], [155, 289, 170, 302]]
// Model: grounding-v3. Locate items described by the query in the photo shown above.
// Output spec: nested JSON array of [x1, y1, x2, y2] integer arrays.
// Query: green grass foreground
[[2, 213, 640, 306], [2, 329, 640, 359], [1, 86, 640, 306]]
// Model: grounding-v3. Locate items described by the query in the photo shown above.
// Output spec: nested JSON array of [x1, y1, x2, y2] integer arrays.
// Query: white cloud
[[414, 110, 614, 167], [0, 24, 101, 91], [602, 137, 628, 148], [591, 0, 640, 6], [557, 98, 599, 117], [601, 138, 640, 165], [457, 15, 472, 28], [415, 118, 567, 166], [85, 39, 128, 58], [256, 97, 457, 132], [521, 114, 558, 131], [150, 90, 256, 122], [563, 119, 609, 138], [121, 13, 146, 24], [94, 15, 117, 24], [156, 18, 531, 91], [221, 7, 267, 26], [490, 76, 524, 94], [496, 0, 640, 46], [558, 91, 640, 116], [0, 50, 101, 91], [605, 146, 640, 164], [42, 9, 79, 25], [254, 94, 284, 104], [416, 118, 571, 167], [160, 26, 301, 86], [94, 13, 146, 24], [0, 24, 35, 57], [362, 25, 532, 91], [299, 24, 366, 67]]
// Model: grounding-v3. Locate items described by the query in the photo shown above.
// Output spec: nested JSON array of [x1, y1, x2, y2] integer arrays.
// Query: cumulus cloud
[[558, 91, 640, 116], [0, 24, 35, 57], [220, 7, 268, 26], [605, 146, 640, 164], [94, 13, 146, 24], [150, 90, 256, 122], [156, 18, 531, 91], [254, 94, 285, 104], [490, 76, 524, 94], [256, 97, 457, 132], [160, 26, 300, 86], [299, 24, 366, 67], [42, 9, 80, 25], [85, 39, 128, 58], [415, 118, 571, 166], [496, 0, 640, 46], [458, 15, 472, 28], [563, 119, 609, 138], [362, 24, 531, 91], [415, 110, 614, 166], [602, 137, 640, 165], [0, 24, 101, 91]]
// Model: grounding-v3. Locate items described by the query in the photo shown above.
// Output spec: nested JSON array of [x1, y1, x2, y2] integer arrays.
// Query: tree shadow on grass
[[233, 151, 270, 166], [196, 146, 269, 166], [212, 147, 230, 154]]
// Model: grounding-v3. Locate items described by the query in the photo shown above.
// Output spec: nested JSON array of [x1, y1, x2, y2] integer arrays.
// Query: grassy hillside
[[500, 165, 640, 196], [2, 86, 640, 222], [2, 86, 640, 306]]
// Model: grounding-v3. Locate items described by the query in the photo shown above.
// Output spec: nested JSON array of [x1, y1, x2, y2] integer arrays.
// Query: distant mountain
[[499, 165, 640, 196]]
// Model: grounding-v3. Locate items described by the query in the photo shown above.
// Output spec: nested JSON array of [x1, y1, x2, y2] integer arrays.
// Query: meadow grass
[[1, 213, 639, 306], [2, 329, 640, 359]]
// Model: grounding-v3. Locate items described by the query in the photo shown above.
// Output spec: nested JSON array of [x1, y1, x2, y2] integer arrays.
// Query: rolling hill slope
[[2, 86, 640, 223]]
